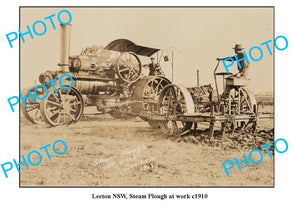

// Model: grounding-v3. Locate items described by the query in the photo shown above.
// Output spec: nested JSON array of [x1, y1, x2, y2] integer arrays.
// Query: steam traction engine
[[21, 24, 170, 127], [21, 24, 273, 138]]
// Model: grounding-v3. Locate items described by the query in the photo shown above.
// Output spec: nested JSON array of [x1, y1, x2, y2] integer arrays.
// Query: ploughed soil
[[20, 106, 274, 187]]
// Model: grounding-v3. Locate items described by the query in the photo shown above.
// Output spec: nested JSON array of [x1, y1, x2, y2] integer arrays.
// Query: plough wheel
[[40, 87, 84, 126], [20, 86, 45, 124], [228, 87, 257, 132], [158, 84, 194, 136]]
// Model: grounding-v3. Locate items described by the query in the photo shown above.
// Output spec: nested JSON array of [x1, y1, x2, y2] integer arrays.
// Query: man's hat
[[233, 44, 244, 50]]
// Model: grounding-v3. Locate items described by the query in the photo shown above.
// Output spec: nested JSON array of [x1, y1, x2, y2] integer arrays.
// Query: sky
[[20, 7, 273, 93]]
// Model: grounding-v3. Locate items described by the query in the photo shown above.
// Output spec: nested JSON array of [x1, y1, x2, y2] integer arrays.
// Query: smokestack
[[59, 24, 71, 72], [197, 69, 199, 87]]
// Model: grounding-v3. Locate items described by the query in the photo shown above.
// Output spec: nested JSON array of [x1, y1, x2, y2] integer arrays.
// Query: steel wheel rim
[[229, 87, 256, 115], [228, 87, 257, 130], [21, 87, 45, 124], [158, 84, 194, 135], [41, 87, 84, 126], [142, 77, 170, 112]]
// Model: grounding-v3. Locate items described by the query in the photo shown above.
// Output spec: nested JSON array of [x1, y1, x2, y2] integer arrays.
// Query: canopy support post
[[172, 51, 174, 82]]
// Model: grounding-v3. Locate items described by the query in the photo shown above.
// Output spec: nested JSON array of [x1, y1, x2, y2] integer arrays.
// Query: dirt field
[[20, 105, 274, 187]]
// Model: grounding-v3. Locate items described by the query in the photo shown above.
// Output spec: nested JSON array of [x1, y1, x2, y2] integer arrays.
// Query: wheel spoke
[[47, 100, 60, 106], [34, 108, 39, 119], [239, 90, 250, 110], [50, 92, 60, 102], [26, 106, 39, 112], [70, 101, 81, 106], [50, 111, 59, 120], [67, 112, 75, 120], [129, 68, 136, 78], [57, 88, 63, 102], [26, 102, 39, 106], [119, 68, 129, 72], [121, 59, 130, 68], [47, 106, 58, 111], [69, 108, 76, 113], [244, 97, 251, 111], [154, 79, 163, 93], [57, 113, 61, 124], [132, 67, 139, 75]]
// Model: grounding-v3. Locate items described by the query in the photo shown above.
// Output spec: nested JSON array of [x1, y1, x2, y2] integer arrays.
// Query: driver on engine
[[143, 57, 162, 76]]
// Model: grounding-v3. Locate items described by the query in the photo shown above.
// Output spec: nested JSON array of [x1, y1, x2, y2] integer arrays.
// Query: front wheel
[[40, 87, 84, 126], [20, 86, 44, 124]]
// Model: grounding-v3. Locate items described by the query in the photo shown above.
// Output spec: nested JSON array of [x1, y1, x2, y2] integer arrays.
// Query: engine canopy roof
[[104, 39, 160, 57]]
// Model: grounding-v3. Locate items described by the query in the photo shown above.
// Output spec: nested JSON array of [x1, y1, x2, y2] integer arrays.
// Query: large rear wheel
[[130, 76, 171, 128], [157, 84, 194, 136]]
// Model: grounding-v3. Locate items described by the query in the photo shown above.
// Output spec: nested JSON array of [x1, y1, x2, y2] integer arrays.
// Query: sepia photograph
[[19, 7, 274, 187]]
